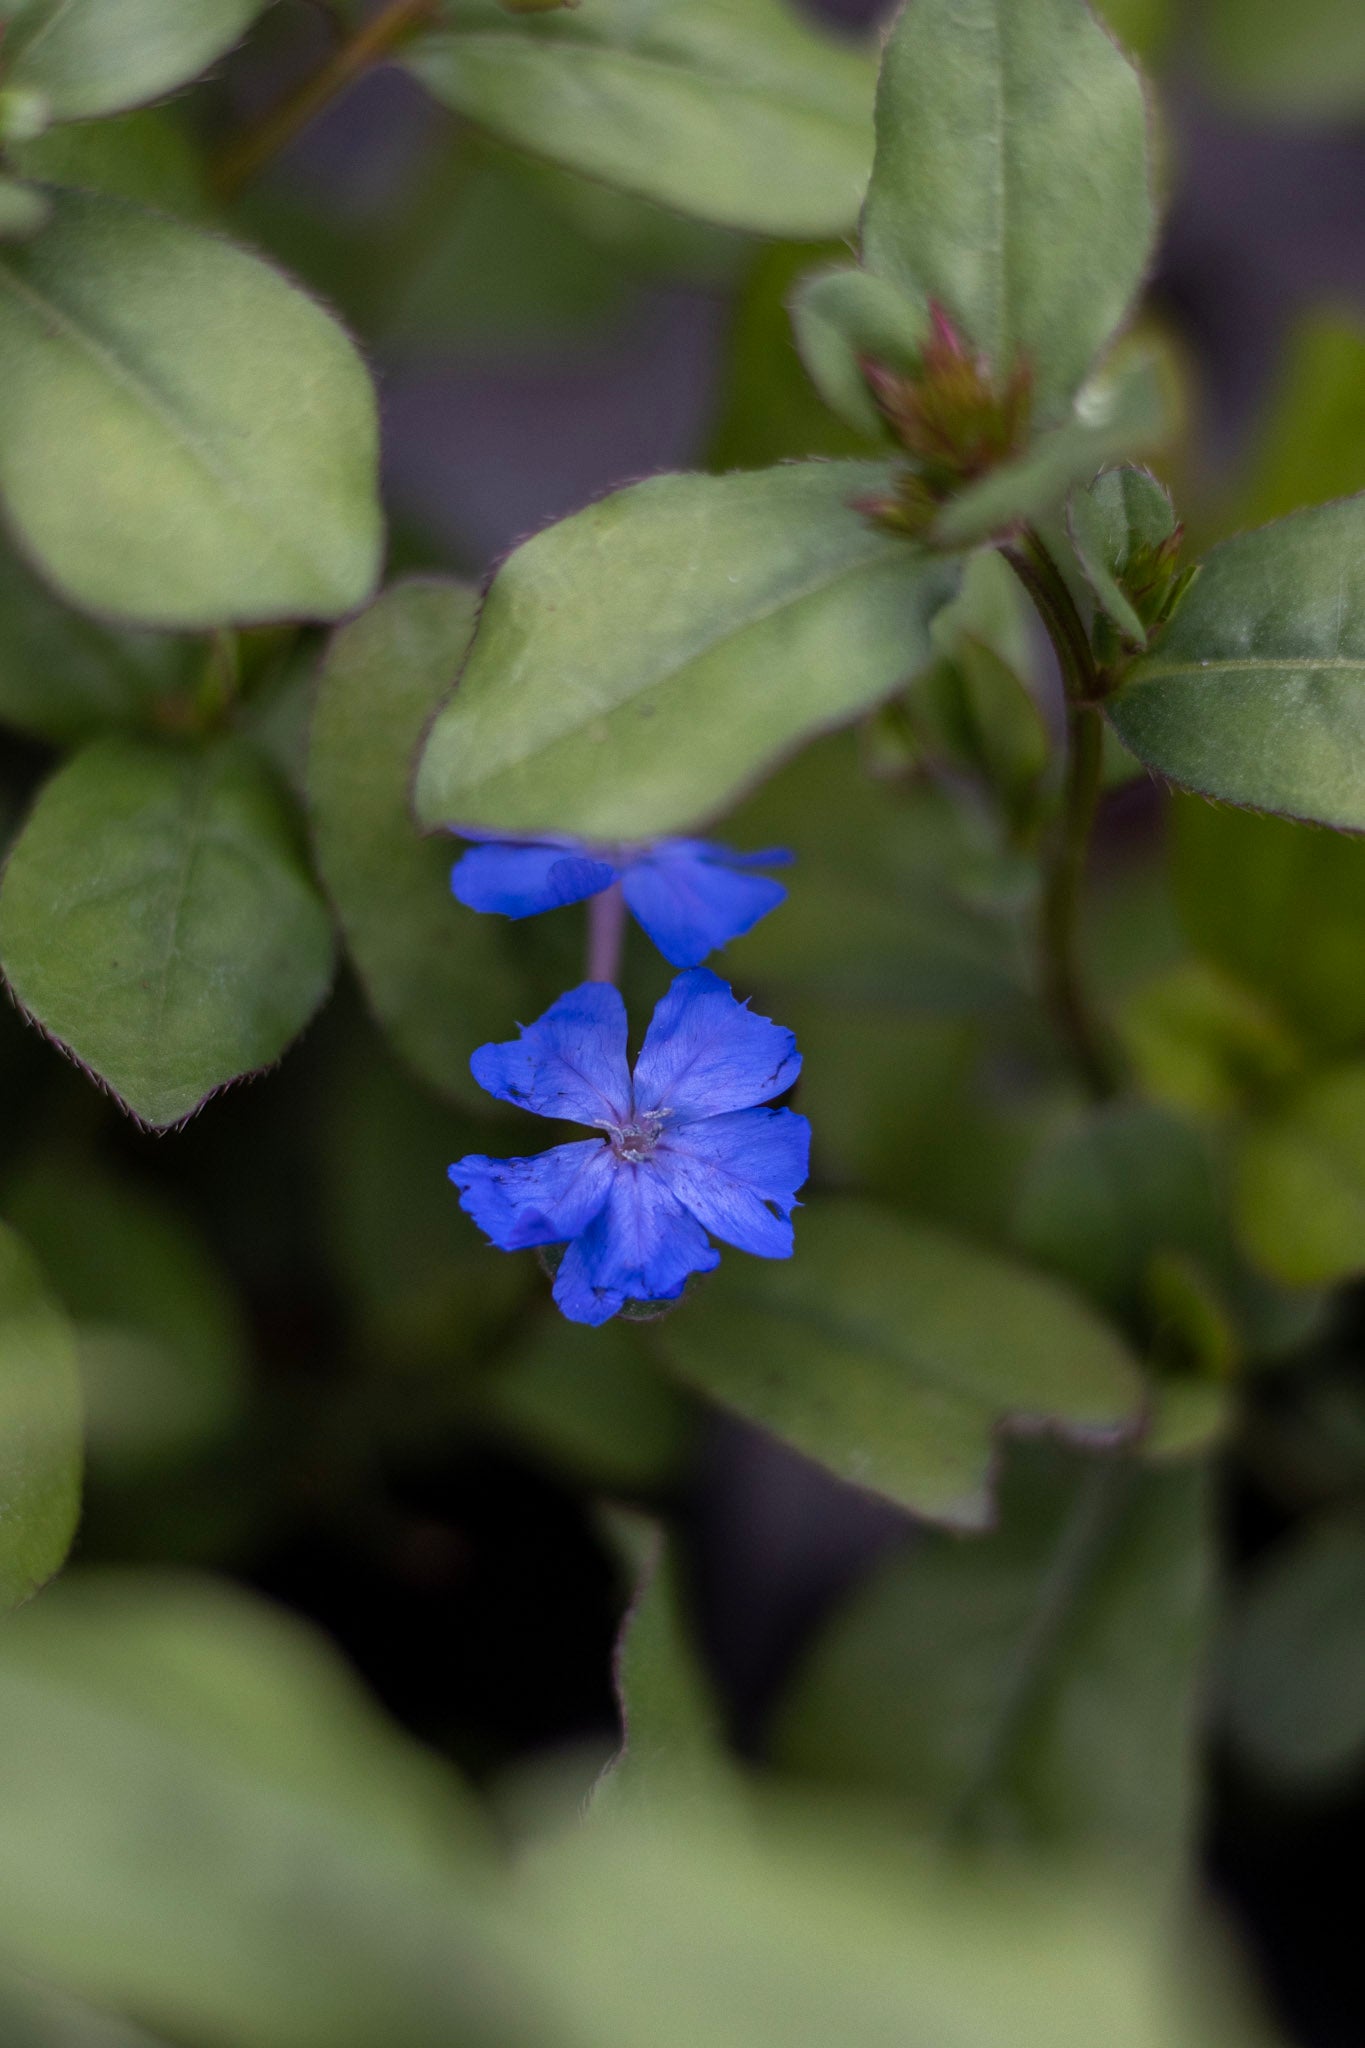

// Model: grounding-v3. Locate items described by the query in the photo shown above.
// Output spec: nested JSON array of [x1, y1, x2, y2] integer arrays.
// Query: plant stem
[[212, 0, 438, 200], [1004, 528, 1120, 1101], [586, 881, 627, 986]]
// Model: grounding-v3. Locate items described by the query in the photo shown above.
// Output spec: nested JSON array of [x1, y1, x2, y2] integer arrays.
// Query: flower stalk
[[586, 878, 628, 986]]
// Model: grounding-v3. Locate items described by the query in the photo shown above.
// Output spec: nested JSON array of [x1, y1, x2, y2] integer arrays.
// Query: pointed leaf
[[0, 735, 336, 1128], [861, 0, 1156, 423], [654, 1197, 1143, 1529], [0, 1221, 81, 1614], [1107, 496, 1365, 827], [1067, 464, 1179, 645], [415, 461, 959, 841], [406, 0, 876, 237], [310, 579, 525, 1107], [788, 262, 925, 440], [0, 0, 268, 123], [0, 188, 382, 628]]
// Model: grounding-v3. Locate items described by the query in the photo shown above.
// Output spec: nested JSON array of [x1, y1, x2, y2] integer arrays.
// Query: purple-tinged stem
[[586, 881, 627, 985]]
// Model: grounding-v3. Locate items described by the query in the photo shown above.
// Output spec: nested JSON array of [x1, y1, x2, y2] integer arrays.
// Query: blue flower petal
[[452, 840, 617, 918], [621, 844, 788, 967], [449, 1138, 614, 1250], [659, 1106, 810, 1258], [633, 969, 802, 1122], [552, 1162, 718, 1325], [471, 982, 630, 1126]]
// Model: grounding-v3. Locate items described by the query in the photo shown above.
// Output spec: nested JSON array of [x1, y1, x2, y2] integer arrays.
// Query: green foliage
[[1107, 497, 1365, 828], [0, 1, 268, 125], [1225, 1519, 1365, 1787], [1226, 314, 1365, 532], [0, 1222, 81, 1613], [1067, 465, 1186, 651], [415, 463, 959, 840], [0, 190, 381, 628], [406, 0, 876, 236], [311, 580, 523, 1108], [861, 0, 1154, 424], [0, 737, 335, 1128], [778, 1445, 1210, 1874], [1198, 0, 1365, 118], [1235, 1065, 1365, 1286], [655, 1197, 1143, 1530], [789, 263, 926, 441]]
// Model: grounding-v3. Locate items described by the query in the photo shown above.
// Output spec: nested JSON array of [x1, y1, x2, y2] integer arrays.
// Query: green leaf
[[788, 262, 925, 442], [709, 245, 874, 471], [1198, 0, 1365, 119], [1170, 794, 1365, 1053], [933, 352, 1168, 547], [777, 1444, 1211, 1874], [1235, 1064, 1365, 1287], [1067, 465, 1180, 647], [0, 0, 267, 123], [861, 0, 1155, 423], [1106, 496, 1365, 827], [0, 188, 382, 629], [0, 1222, 81, 1613], [1117, 961, 1301, 1122], [415, 461, 959, 841], [0, 735, 336, 1129], [4, 1157, 246, 1478], [0, 1571, 520, 2048], [406, 0, 876, 237], [1225, 1518, 1365, 1787], [311, 580, 525, 1106], [0, 173, 48, 239], [654, 1197, 1143, 1530], [12, 105, 212, 218], [0, 538, 194, 745], [486, 1320, 697, 1491], [594, 1518, 734, 1815]]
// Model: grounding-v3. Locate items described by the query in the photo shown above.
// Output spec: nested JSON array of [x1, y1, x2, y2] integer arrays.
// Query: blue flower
[[450, 834, 793, 967], [450, 969, 810, 1326]]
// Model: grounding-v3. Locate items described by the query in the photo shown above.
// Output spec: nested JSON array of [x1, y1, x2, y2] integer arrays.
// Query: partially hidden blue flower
[[450, 969, 810, 1326], [450, 834, 793, 967]]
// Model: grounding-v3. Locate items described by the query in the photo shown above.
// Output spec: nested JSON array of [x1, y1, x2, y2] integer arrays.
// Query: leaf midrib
[[1129, 656, 1365, 682]]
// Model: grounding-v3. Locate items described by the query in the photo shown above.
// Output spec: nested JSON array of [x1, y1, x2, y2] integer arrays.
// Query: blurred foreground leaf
[[0, 0, 268, 123], [0, 736, 335, 1128], [655, 1197, 1143, 1529], [778, 1445, 1211, 1878], [1226, 1519, 1365, 1789], [0, 1222, 81, 1613]]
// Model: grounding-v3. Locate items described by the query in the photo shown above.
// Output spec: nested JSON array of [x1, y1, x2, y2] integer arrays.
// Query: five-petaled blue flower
[[450, 834, 793, 967], [450, 969, 810, 1326]]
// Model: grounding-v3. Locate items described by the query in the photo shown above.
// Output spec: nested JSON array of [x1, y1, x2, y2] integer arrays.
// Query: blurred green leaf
[[655, 1197, 1143, 1530], [1171, 795, 1365, 1054], [1097, 0, 1172, 61], [709, 245, 874, 471], [311, 580, 524, 1108], [12, 105, 212, 218], [1107, 497, 1365, 828], [415, 463, 959, 841], [0, 1222, 81, 1614], [862, 0, 1154, 424], [0, 189, 381, 628], [1235, 1064, 1365, 1286], [1226, 1519, 1365, 1787], [1224, 314, 1365, 533], [594, 1518, 734, 1814], [1198, 0, 1365, 119], [407, 0, 876, 238], [0, 735, 336, 1129], [777, 1445, 1210, 1875], [487, 1319, 697, 1492], [4, 1157, 246, 1477], [1118, 961, 1302, 1122], [0, 171, 48, 237], [0, 1570, 524, 2048], [0, 0, 267, 123], [0, 539, 195, 745]]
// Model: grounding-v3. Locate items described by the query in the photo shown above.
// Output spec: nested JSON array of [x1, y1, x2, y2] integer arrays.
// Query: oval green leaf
[[0, 187, 382, 628], [1, 0, 267, 123], [406, 0, 876, 238], [1107, 496, 1365, 827], [861, 0, 1155, 424], [311, 580, 527, 1107], [654, 1197, 1144, 1529], [0, 734, 336, 1129], [415, 461, 959, 841], [0, 1221, 81, 1614]]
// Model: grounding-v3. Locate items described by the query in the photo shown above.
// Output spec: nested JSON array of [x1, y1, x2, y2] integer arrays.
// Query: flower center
[[601, 1108, 668, 1164]]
